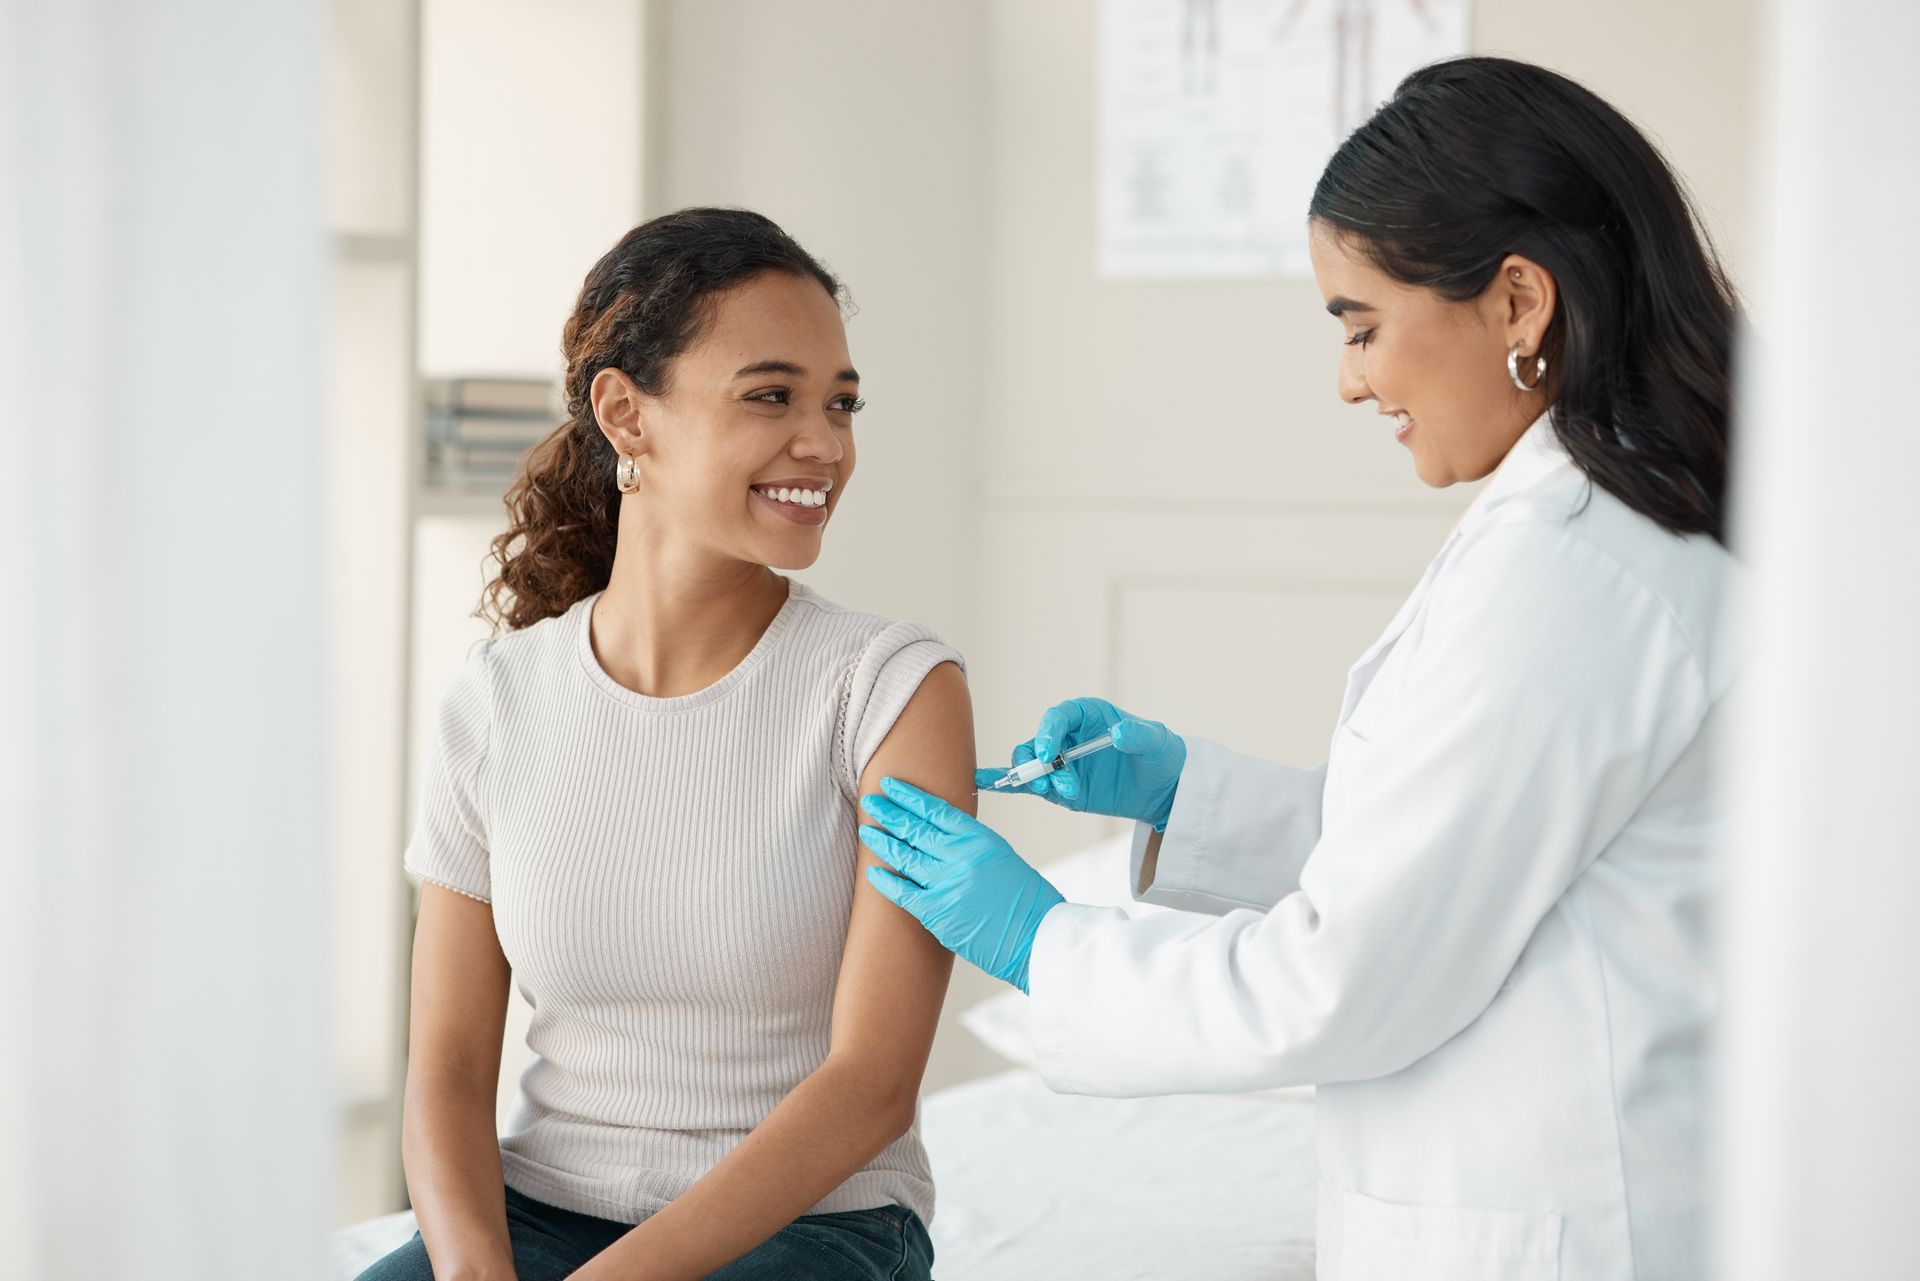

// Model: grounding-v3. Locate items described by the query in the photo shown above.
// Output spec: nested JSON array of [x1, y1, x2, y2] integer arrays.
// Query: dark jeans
[[354, 1184, 935, 1281]]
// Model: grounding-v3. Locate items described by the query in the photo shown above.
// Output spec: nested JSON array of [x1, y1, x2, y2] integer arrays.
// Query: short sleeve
[[836, 621, 967, 800], [404, 640, 495, 903]]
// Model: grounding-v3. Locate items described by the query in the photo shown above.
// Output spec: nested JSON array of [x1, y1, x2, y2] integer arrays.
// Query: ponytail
[[481, 208, 843, 631]]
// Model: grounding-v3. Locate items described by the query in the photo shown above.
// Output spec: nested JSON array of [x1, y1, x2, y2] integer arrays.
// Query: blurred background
[[3, 1, 1914, 1278]]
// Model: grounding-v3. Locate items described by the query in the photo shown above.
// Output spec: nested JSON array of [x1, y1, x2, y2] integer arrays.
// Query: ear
[[1495, 254, 1558, 358], [589, 368, 652, 456]]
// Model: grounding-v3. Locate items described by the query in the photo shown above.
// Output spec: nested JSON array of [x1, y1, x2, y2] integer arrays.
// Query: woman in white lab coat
[[859, 56, 1738, 1281]]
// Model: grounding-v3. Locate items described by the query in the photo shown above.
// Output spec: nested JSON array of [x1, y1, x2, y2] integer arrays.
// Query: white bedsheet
[[922, 1069, 1315, 1279], [328, 1068, 1317, 1279]]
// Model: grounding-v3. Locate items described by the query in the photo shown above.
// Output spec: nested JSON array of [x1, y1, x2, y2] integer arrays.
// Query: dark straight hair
[[1309, 56, 1738, 545]]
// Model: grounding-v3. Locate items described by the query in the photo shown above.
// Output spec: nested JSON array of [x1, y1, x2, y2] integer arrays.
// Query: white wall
[[326, 249, 416, 1223], [417, 0, 647, 380], [325, 0, 421, 1226], [1718, 0, 1920, 1275]]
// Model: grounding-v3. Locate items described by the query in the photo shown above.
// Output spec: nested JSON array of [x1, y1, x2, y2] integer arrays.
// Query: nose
[[1338, 344, 1372, 406], [790, 410, 844, 465]]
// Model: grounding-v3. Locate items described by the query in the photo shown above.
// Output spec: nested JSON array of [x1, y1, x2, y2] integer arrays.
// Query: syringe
[[986, 731, 1116, 791]]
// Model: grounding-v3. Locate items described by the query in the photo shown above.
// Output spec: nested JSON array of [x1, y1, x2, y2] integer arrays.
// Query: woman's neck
[[590, 539, 790, 700]]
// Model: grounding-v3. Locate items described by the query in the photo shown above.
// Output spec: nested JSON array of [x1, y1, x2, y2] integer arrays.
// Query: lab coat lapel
[[1335, 541, 1454, 728], [1334, 413, 1565, 729]]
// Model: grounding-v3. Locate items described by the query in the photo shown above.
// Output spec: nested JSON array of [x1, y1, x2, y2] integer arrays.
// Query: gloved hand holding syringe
[[863, 700, 1188, 993], [984, 732, 1116, 791], [973, 698, 1188, 830]]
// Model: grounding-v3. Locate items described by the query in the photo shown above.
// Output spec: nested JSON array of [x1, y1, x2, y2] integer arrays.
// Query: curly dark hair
[[480, 208, 844, 632]]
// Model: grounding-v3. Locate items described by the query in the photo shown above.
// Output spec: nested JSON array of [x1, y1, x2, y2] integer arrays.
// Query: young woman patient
[[357, 209, 969, 1281]]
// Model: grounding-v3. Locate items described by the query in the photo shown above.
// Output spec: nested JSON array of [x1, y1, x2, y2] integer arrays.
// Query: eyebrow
[[1325, 297, 1375, 317], [733, 360, 860, 383]]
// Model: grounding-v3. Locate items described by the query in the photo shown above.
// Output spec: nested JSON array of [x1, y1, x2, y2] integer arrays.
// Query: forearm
[[402, 1071, 515, 1280], [572, 1058, 914, 1281]]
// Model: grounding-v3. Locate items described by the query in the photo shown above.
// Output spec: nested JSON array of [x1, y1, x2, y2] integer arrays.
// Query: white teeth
[[756, 485, 827, 508]]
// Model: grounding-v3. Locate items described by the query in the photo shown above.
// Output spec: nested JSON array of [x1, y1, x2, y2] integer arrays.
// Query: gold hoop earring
[[616, 452, 640, 494], [1508, 343, 1546, 393]]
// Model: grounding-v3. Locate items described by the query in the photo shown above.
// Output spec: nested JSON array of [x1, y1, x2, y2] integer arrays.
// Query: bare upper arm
[[407, 882, 512, 1092], [827, 660, 972, 1095]]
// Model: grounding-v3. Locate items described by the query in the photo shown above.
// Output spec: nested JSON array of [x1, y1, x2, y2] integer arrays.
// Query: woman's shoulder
[[433, 593, 591, 711], [1459, 482, 1739, 694], [782, 580, 966, 673], [782, 581, 969, 798]]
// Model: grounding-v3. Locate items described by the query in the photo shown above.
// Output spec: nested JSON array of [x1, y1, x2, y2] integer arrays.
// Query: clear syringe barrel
[[1057, 730, 1116, 764], [989, 731, 1116, 789]]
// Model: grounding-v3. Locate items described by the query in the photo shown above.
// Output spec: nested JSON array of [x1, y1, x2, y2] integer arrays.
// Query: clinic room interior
[[5, 1, 1916, 1279]]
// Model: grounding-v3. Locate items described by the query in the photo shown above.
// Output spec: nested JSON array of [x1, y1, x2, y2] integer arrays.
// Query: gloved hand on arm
[[860, 699, 1185, 991], [860, 777, 1064, 993]]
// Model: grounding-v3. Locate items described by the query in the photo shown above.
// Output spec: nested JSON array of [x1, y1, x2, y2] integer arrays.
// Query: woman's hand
[[974, 697, 1187, 830], [860, 777, 1065, 993]]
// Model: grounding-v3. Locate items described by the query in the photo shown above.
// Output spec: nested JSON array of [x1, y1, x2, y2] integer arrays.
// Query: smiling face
[[589, 270, 861, 571], [1307, 221, 1556, 488]]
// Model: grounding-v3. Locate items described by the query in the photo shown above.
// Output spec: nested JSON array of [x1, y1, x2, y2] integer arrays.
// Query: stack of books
[[423, 377, 559, 488]]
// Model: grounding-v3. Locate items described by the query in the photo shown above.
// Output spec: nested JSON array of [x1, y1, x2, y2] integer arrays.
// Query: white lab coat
[[1028, 417, 1739, 1281]]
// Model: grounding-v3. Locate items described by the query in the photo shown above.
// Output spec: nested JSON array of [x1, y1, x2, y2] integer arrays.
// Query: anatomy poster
[[1098, 0, 1472, 280]]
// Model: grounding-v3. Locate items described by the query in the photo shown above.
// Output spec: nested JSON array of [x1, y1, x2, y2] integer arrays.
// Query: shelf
[[330, 230, 412, 262], [413, 487, 510, 521]]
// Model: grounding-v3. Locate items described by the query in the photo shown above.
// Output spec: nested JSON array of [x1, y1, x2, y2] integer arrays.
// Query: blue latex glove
[[973, 697, 1187, 831], [858, 777, 1065, 993]]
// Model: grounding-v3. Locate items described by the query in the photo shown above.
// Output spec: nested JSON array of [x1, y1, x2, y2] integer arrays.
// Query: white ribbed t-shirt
[[403, 578, 964, 1226]]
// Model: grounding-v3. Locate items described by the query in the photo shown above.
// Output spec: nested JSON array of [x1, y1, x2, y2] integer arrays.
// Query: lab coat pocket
[[1340, 1191, 1562, 1281]]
